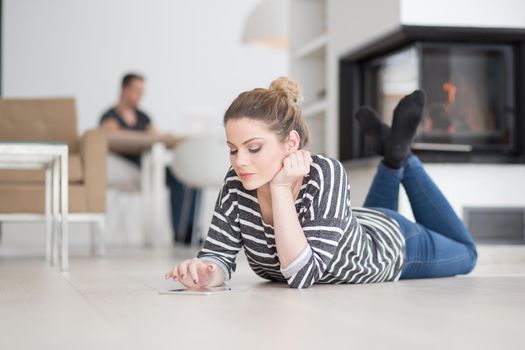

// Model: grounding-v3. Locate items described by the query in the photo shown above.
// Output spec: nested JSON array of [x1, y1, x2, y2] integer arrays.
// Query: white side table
[[0, 142, 69, 270]]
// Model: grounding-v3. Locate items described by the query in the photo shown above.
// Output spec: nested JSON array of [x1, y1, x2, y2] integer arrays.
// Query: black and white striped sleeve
[[281, 158, 353, 288], [197, 174, 243, 280]]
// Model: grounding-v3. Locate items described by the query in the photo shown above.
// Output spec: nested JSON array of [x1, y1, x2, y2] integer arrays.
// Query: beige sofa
[[0, 98, 107, 215]]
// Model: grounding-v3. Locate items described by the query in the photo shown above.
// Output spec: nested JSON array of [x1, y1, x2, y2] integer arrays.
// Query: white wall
[[401, 0, 525, 28], [328, 0, 525, 221], [327, 0, 401, 157], [3, 0, 288, 135]]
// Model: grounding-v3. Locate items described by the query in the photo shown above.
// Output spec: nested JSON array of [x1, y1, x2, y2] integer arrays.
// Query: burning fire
[[442, 81, 457, 104]]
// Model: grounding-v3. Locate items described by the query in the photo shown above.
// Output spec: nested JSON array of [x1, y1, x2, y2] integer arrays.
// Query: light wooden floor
[[0, 243, 524, 350]]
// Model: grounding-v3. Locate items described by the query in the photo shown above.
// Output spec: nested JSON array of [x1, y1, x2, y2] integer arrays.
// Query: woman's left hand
[[271, 150, 312, 187]]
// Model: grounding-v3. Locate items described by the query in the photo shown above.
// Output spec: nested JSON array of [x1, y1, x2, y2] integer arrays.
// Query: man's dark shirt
[[99, 107, 152, 165], [99, 107, 152, 131]]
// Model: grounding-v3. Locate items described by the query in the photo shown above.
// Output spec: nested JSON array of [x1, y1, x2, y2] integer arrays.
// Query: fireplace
[[339, 26, 525, 163]]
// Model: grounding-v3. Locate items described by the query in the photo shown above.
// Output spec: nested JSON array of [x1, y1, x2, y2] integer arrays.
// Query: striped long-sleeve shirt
[[197, 155, 405, 289]]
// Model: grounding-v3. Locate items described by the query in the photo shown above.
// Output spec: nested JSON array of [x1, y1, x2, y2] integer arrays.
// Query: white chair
[[105, 152, 144, 247], [105, 144, 173, 247], [170, 135, 230, 246]]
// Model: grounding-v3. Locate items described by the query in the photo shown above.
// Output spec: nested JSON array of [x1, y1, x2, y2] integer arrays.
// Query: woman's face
[[225, 117, 288, 190]]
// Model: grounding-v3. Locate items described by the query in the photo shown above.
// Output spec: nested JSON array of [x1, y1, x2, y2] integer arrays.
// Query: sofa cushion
[[0, 154, 84, 184], [0, 183, 89, 213], [0, 98, 79, 153]]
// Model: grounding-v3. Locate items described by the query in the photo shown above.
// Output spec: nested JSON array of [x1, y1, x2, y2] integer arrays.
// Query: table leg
[[60, 149, 69, 271], [141, 151, 152, 246], [45, 165, 52, 263], [52, 156, 59, 266], [96, 218, 106, 256], [151, 142, 167, 246]]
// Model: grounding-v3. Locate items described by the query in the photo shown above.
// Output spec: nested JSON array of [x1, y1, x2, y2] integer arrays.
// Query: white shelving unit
[[292, 34, 328, 60], [302, 98, 328, 118], [290, 0, 328, 155]]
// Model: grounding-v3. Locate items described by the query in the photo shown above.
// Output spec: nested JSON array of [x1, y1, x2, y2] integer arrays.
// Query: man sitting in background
[[100, 73, 159, 164], [100, 73, 196, 244]]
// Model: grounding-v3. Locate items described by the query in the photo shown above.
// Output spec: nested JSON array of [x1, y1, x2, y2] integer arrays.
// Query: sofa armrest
[[80, 128, 108, 212]]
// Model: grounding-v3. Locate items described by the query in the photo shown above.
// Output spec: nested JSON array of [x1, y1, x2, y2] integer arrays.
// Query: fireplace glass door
[[365, 42, 515, 153]]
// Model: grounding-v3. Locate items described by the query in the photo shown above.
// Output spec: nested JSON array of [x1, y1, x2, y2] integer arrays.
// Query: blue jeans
[[363, 155, 477, 279], [166, 168, 198, 244], [121, 151, 197, 244]]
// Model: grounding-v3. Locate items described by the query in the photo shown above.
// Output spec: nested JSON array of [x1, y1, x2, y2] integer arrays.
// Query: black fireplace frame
[[339, 25, 525, 163]]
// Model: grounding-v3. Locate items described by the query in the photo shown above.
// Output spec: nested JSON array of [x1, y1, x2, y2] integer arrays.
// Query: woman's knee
[[463, 245, 478, 274]]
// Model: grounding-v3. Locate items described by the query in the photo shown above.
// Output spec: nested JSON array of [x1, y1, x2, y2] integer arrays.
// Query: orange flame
[[443, 81, 457, 104]]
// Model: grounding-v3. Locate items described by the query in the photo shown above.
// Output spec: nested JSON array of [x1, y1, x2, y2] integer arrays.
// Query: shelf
[[290, 0, 329, 155], [302, 98, 327, 118], [293, 34, 327, 60]]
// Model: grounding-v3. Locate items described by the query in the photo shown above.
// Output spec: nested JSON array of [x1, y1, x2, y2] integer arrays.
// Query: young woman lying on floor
[[165, 77, 477, 289]]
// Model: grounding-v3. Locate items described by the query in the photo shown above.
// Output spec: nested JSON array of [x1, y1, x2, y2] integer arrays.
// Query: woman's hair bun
[[269, 76, 302, 103]]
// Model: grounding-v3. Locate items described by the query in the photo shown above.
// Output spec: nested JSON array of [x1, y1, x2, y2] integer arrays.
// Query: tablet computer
[[158, 286, 243, 296]]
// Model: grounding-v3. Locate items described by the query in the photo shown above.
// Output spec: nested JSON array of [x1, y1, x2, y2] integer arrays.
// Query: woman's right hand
[[164, 258, 225, 289]]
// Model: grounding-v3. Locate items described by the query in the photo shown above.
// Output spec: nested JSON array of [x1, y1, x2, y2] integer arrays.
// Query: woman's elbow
[[287, 278, 315, 289]]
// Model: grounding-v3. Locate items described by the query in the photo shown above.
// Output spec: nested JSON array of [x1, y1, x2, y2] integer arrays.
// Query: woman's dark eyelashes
[[229, 146, 261, 155]]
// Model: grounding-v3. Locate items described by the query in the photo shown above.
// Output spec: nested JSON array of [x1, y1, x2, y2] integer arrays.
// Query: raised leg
[[363, 162, 403, 211], [402, 155, 477, 251]]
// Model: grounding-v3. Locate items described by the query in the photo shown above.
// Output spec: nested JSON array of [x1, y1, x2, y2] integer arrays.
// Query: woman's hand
[[271, 150, 312, 187], [164, 258, 225, 289]]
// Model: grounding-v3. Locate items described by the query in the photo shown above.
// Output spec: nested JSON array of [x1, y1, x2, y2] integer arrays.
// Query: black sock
[[385, 90, 425, 169], [355, 106, 391, 155]]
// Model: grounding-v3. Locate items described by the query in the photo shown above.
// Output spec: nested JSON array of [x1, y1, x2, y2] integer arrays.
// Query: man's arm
[[99, 118, 121, 132], [145, 123, 159, 136]]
